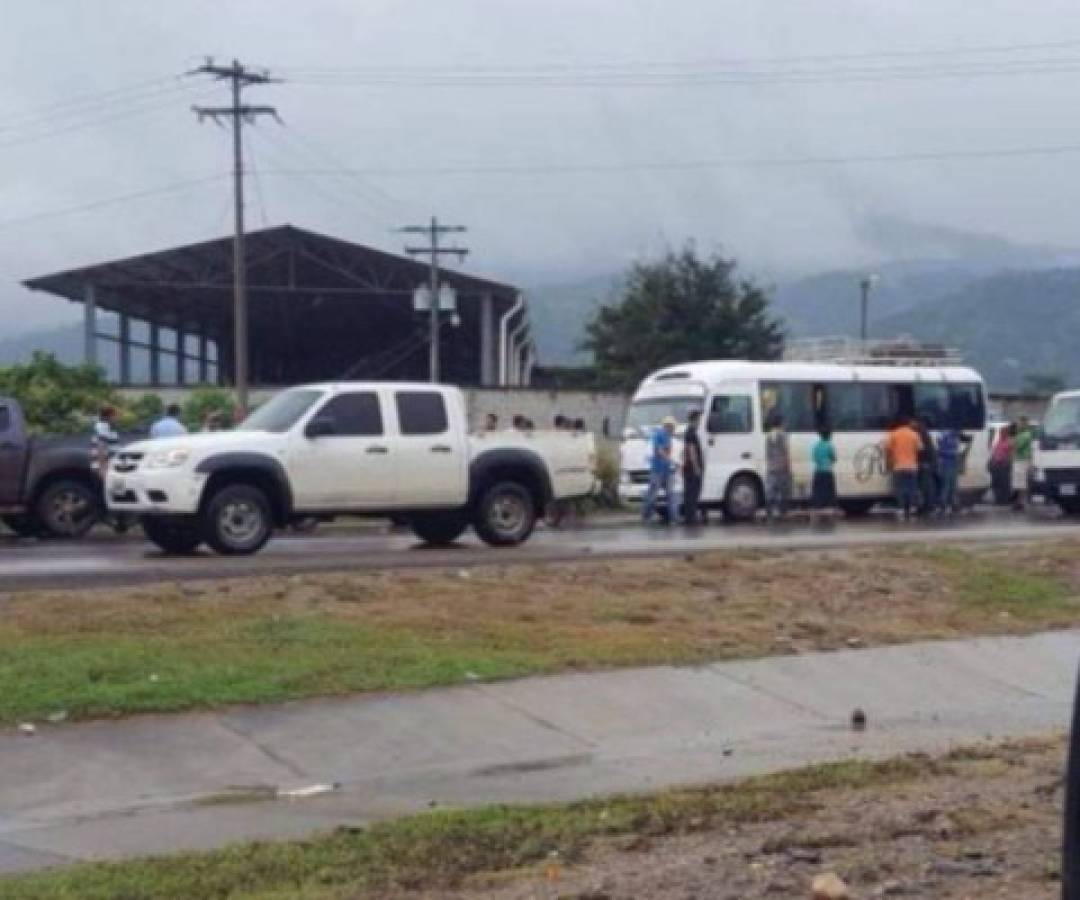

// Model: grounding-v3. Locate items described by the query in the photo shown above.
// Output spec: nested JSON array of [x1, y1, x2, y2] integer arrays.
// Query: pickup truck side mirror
[[305, 416, 336, 439]]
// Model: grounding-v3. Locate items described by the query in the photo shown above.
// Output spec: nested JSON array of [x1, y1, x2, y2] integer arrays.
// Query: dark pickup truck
[[0, 396, 106, 538]]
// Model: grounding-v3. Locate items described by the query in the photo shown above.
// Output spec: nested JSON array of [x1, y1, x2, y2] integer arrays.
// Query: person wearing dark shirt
[[913, 418, 938, 516], [682, 410, 704, 525]]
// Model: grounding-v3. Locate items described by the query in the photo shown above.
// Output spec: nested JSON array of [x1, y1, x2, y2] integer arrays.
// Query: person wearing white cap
[[642, 415, 678, 524]]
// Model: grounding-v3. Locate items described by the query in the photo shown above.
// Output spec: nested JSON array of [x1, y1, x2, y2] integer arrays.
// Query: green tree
[[583, 246, 784, 389], [1022, 372, 1066, 397], [0, 352, 115, 434]]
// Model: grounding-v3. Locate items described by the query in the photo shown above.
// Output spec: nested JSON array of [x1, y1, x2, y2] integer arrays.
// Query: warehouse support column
[[149, 320, 161, 387], [118, 313, 131, 385], [479, 292, 495, 386], [176, 325, 187, 386], [199, 330, 209, 384], [83, 283, 97, 367]]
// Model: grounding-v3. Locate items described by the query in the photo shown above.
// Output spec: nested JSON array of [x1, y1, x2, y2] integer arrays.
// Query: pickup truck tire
[[202, 483, 273, 556], [141, 515, 202, 555], [2, 514, 40, 538], [474, 481, 537, 547], [410, 512, 468, 546], [35, 479, 100, 539]]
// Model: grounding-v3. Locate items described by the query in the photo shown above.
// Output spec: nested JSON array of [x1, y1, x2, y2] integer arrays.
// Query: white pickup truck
[[105, 383, 596, 555]]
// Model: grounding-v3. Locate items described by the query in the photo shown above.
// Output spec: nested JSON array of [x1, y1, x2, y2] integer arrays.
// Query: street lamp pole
[[859, 274, 878, 343]]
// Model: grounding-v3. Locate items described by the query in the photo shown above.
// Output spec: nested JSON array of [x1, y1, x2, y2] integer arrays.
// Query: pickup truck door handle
[[740, 452, 753, 460], [430, 445, 453, 454], [366, 446, 389, 455]]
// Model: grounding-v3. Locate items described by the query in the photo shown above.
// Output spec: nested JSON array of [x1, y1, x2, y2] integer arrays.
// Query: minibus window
[[707, 396, 753, 434]]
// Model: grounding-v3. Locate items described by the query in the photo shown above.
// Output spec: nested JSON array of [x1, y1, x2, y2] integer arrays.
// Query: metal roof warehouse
[[24, 225, 532, 389]]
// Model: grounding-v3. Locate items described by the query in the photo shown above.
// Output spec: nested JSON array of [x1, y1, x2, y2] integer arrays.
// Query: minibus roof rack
[[783, 337, 965, 367]]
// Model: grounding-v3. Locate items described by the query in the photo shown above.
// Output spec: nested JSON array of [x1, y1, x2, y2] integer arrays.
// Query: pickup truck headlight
[[1030, 467, 1044, 482], [619, 470, 631, 485], [144, 448, 191, 469]]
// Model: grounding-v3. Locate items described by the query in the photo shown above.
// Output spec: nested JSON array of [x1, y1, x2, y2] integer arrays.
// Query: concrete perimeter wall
[[119, 386, 632, 439]]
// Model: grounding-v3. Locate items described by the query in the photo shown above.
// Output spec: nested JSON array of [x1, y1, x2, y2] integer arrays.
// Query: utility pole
[[189, 58, 280, 412], [401, 217, 468, 383]]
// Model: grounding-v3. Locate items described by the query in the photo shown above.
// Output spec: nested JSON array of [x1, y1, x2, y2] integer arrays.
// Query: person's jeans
[[895, 470, 918, 516], [682, 473, 702, 524], [765, 471, 791, 519], [643, 469, 675, 523], [918, 464, 938, 514], [938, 460, 959, 512]]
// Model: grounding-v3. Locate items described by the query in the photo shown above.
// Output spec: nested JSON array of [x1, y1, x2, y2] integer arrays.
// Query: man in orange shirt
[[885, 416, 923, 520]]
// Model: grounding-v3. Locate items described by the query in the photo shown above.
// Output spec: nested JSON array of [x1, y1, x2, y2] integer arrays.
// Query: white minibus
[[619, 360, 991, 520]]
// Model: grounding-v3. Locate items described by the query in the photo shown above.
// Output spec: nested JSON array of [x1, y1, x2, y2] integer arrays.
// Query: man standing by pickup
[[151, 404, 188, 439], [643, 415, 677, 525]]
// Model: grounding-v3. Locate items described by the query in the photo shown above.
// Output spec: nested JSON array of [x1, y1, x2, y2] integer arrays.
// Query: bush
[[182, 388, 236, 431], [119, 393, 164, 432]]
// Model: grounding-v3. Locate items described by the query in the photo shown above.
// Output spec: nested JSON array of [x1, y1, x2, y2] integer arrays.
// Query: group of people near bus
[[641, 409, 987, 525], [988, 417, 1036, 509]]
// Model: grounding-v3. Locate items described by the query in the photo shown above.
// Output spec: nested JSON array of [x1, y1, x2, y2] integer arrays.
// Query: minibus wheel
[[724, 474, 761, 522]]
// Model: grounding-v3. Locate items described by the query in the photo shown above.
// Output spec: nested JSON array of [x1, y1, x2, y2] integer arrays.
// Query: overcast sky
[[2, 0, 1080, 333]]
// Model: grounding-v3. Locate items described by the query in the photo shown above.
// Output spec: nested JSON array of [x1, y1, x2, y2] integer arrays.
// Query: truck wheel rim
[[51, 490, 90, 530], [219, 500, 263, 545], [491, 494, 526, 535]]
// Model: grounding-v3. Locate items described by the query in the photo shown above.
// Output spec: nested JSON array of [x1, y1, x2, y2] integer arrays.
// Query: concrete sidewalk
[[1, 630, 1077, 876]]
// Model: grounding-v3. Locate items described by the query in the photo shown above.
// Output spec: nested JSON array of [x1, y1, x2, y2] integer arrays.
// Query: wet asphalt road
[[2, 507, 1079, 592]]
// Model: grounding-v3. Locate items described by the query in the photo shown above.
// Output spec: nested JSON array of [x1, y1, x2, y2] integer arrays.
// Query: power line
[[189, 57, 281, 412], [0, 174, 228, 232], [257, 141, 1080, 179], [281, 36, 1080, 74]]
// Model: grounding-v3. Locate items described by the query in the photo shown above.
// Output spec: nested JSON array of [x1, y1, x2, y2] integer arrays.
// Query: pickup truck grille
[[113, 451, 144, 473], [629, 470, 651, 485]]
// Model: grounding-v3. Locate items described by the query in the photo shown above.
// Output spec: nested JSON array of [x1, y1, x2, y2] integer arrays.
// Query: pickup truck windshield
[[1044, 396, 1080, 441], [238, 389, 323, 433], [625, 396, 703, 437]]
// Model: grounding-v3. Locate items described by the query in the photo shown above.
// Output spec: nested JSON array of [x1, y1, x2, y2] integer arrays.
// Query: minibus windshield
[[624, 396, 704, 437]]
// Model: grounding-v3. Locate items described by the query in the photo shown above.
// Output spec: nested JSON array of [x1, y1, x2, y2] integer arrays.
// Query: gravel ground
[[436, 738, 1066, 900]]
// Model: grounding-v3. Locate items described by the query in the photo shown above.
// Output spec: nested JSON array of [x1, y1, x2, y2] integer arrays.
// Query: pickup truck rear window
[[396, 392, 448, 435]]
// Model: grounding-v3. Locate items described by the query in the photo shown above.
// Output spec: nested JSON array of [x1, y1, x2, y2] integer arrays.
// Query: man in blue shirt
[[642, 415, 678, 524], [150, 404, 188, 439]]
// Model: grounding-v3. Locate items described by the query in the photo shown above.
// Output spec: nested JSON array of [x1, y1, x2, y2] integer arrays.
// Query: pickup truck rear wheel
[[203, 484, 273, 556], [141, 515, 202, 555], [474, 481, 537, 547], [410, 512, 468, 546], [2, 514, 40, 538], [36, 479, 100, 538]]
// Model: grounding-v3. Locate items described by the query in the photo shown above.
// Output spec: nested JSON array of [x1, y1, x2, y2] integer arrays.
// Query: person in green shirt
[[811, 428, 838, 517], [1013, 416, 1034, 510]]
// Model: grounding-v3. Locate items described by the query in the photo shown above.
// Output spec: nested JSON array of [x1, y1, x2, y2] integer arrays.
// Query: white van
[[1031, 390, 1080, 515], [619, 360, 991, 520]]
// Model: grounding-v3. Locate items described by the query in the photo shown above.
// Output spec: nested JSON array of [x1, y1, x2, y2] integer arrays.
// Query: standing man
[[642, 415, 677, 525], [764, 413, 792, 522], [91, 404, 120, 477], [150, 404, 188, 439], [682, 410, 704, 525], [1013, 416, 1034, 510], [936, 426, 970, 515], [913, 417, 938, 516], [885, 416, 922, 520]]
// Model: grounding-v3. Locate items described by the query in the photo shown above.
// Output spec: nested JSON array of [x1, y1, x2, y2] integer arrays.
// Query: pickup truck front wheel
[[202, 484, 273, 555], [410, 512, 468, 546], [141, 515, 202, 555], [474, 481, 537, 547], [36, 479, 100, 539]]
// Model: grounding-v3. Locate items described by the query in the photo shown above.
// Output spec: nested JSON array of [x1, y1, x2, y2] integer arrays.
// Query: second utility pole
[[190, 58, 280, 412], [402, 217, 468, 383]]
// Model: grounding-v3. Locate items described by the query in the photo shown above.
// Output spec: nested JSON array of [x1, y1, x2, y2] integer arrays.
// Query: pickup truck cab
[[0, 396, 105, 538], [106, 382, 596, 555], [1031, 389, 1080, 515]]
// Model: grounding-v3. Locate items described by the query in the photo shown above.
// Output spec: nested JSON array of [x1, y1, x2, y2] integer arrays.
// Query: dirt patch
[[436, 738, 1066, 900]]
